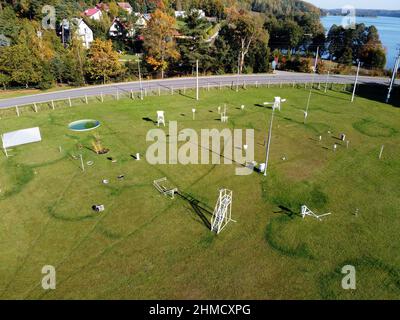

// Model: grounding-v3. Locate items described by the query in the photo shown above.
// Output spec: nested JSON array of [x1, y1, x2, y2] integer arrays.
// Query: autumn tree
[[223, 8, 269, 73], [143, 9, 180, 78], [0, 42, 42, 87], [86, 39, 124, 84]]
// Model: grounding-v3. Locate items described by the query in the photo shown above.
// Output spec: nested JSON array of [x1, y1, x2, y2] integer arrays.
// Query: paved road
[[0, 71, 396, 109]]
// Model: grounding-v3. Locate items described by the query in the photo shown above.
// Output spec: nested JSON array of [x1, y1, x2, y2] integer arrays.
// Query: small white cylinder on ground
[[80, 154, 85, 172], [379, 145, 384, 159], [136, 153, 140, 160], [192, 108, 196, 120]]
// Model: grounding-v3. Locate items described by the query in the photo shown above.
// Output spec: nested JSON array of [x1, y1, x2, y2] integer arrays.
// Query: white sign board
[[2, 127, 42, 149]]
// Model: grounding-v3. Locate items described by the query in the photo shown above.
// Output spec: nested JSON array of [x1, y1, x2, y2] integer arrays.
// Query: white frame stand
[[264, 97, 286, 111], [211, 189, 235, 234], [153, 177, 178, 199], [301, 205, 331, 221], [157, 111, 165, 127]]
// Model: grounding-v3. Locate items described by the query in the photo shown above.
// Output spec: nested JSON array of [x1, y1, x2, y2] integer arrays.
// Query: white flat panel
[[2, 127, 42, 149]]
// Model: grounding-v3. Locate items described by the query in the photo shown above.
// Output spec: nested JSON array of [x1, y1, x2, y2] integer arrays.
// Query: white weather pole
[[138, 59, 143, 100], [264, 107, 275, 177], [325, 71, 330, 93], [80, 154, 85, 172], [304, 62, 317, 123], [1, 135, 8, 158], [351, 61, 361, 102], [236, 52, 240, 92], [386, 50, 400, 103], [196, 59, 199, 101]]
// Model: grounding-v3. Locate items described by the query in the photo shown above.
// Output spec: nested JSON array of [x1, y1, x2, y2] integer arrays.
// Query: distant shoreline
[[321, 9, 400, 19]]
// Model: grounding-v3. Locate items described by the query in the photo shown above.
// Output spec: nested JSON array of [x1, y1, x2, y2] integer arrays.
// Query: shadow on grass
[[178, 192, 212, 230], [355, 83, 400, 107], [142, 117, 157, 125]]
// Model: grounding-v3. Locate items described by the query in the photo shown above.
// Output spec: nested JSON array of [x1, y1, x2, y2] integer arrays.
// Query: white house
[[84, 7, 103, 21], [174, 10, 186, 18], [133, 12, 150, 28], [109, 19, 135, 38], [174, 9, 205, 19], [72, 18, 94, 48]]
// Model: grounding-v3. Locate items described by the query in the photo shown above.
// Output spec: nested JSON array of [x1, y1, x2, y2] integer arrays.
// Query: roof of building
[[84, 8, 101, 17]]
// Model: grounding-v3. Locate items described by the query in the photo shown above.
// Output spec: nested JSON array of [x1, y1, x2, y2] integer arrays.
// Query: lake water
[[321, 16, 400, 69]]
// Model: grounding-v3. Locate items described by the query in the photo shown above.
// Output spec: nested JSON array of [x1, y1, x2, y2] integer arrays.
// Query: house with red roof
[[83, 7, 103, 21]]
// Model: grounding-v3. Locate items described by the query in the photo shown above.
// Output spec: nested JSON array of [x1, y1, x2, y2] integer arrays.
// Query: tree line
[[0, 0, 388, 90]]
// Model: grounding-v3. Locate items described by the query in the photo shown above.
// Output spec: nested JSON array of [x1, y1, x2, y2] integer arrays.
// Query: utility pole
[[386, 49, 400, 103], [313, 46, 319, 73], [351, 60, 361, 103], [138, 59, 143, 100], [196, 59, 199, 101], [264, 106, 275, 176]]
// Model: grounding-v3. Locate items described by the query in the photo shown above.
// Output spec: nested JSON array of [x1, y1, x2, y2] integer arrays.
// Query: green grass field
[[0, 85, 399, 299]]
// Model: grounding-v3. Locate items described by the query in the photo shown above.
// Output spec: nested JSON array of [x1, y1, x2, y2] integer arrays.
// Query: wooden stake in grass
[[85, 95, 88, 104], [15, 106, 20, 117], [379, 145, 384, 159], [69, 97, 72, 107], [51, 100, 55, 110]]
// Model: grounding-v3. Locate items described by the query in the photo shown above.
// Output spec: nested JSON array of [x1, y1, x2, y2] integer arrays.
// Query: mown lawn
[[0, 85, 399, 299]]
